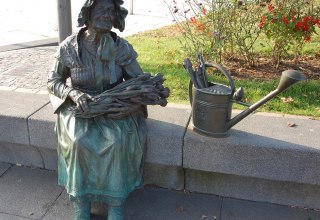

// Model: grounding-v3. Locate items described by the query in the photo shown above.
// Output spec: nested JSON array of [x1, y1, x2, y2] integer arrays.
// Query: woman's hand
[[68, 90, 96, 113]]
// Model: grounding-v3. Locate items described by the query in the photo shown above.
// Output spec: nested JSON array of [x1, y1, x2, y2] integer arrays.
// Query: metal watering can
[[183, 53, 305, 137]]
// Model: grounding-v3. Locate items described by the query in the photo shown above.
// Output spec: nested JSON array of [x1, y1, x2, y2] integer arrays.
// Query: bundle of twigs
[[70, 73, 170, 118]]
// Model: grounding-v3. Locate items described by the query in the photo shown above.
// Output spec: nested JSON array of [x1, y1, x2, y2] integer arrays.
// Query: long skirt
[[55, 103, 147, 202]]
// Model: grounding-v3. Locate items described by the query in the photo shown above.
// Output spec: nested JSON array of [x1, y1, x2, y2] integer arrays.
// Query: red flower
[[202, 7, 207, 15], [190, 16, 197, 24], [304, 16, 310, 23], [294, 20, 303, 31], [268, 4, 274, 12], [282, 16, 289, 25], [312, 18, 320, 25], [295, 19, 310, 32], [305, 36, 311, 42], [258, 16, 266, 28], [197, 23, 204, 31]]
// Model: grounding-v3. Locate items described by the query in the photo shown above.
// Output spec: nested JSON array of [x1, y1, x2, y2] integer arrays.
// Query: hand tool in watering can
[[183, 53, 306, 137]]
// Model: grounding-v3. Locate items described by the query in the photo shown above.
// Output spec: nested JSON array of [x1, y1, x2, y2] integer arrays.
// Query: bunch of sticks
[[70, 73, 170, 118]]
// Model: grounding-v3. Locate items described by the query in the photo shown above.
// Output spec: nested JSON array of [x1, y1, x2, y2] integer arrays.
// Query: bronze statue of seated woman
[[48, 0, 169, 219]]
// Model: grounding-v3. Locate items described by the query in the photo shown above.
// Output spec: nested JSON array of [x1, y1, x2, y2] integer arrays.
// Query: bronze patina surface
[[184, 54, 304, 137], [47, 0, 169, 219]]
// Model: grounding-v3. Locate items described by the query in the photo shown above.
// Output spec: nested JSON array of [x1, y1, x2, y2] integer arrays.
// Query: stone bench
[[0, 90, 319, 209]]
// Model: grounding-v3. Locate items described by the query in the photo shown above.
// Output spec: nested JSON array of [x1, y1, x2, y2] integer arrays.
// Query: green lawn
[[126, 27, 320, 117]]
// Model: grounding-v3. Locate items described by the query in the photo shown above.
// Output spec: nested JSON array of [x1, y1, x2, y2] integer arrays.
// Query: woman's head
[[77, 0, 128, 32]]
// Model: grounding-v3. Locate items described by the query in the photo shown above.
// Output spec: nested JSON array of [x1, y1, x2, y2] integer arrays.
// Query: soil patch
[[225, 56, 320, 81]]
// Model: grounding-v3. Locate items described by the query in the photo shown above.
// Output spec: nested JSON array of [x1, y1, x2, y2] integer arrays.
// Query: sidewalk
[[0, 0, 174, 49], [0, 162, 319, 220]]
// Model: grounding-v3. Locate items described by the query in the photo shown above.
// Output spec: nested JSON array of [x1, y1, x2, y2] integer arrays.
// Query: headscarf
[[77, 0, 128, 32]]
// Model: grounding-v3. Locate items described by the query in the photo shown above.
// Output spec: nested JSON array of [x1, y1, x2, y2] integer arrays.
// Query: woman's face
[[89, 0, 115, 31]]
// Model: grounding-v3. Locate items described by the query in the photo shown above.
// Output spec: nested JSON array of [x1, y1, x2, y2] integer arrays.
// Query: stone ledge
[[184, 112, 320, 186], [0, 38, 58, 52], [185, 169, 320, 209], [146, 104, 191, 166], [0, 91, 49, 145], [0, 91, 189, 172], [1, 90, 320, 208]]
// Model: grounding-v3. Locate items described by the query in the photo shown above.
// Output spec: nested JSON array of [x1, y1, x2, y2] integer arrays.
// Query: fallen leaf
[[176, 206, 185, 213], [287, 122, 297, 127], [281, 97, 294, 103], [29, 212, 34, 216]]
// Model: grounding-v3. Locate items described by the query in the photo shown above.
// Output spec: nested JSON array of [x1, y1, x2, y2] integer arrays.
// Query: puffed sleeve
[[47, 60, 73, 113], [115, 38, 145, 79]]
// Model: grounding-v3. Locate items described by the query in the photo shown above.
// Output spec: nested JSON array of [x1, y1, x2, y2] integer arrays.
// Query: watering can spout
[[227, 70, 305, 129]]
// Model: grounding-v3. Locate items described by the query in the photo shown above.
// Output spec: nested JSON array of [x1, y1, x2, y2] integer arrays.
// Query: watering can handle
[[205, 63, 235, 92], [189, 63, 236, 106]]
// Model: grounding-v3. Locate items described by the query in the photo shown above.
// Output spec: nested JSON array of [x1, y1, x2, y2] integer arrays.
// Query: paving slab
[[0, 166, 63, 219], [43, 188, 144, 220], [131, 188, 221, 220], [42, 190, 73, 220], [146, 104, 191, 166], [0, 213, 32, 220], [221, 197, 317, 220], [125, 189, 144, 219], [0, 90, 49, 145], [0, 142, 44, 168], [0, 162, 11, 176]]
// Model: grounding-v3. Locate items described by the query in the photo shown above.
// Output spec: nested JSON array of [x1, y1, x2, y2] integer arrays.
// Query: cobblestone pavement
[[0, 46, 57, 92]]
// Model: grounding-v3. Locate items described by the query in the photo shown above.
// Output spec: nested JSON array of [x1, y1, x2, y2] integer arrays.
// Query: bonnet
[[77, 0, 128, 32]]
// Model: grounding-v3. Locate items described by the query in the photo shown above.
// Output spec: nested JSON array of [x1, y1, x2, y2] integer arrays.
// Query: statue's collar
[[75, 27, 118, 57]]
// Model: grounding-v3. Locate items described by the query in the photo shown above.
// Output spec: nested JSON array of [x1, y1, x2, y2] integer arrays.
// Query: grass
[[126, 27, 320, 117]]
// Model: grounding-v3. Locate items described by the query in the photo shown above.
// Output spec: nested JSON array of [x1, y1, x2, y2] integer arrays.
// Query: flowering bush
[[164, 0, 320, 68], [258, 0, 320, 66], [164, 0, 265, 66], [226, 1, 265, 66], [164, 0, 231, 63]]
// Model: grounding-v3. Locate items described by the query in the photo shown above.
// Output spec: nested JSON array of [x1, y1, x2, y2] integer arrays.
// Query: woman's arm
[[122, 59, 146, 80], [48, 60, 95, 113], [47, 60, 73, 113], [47, 60, 72, 99]]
